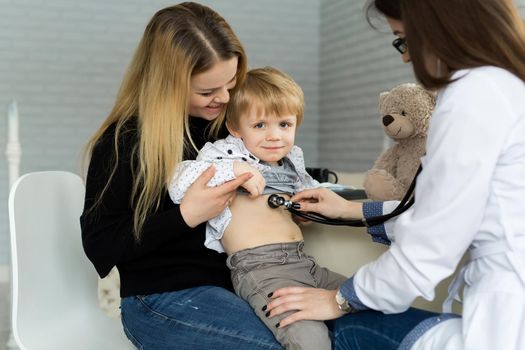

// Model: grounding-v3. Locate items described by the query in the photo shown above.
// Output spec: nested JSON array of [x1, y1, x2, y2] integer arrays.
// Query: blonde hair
[[83, 2, 247, 239], [226, 67, 304, 130]]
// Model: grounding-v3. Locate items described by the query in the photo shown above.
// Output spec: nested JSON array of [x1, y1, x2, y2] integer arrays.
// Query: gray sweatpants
[[226, 241, 347, 350]]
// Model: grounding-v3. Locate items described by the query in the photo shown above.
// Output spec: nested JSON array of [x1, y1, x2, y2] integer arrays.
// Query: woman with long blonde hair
[[80, 3, 281, 348]]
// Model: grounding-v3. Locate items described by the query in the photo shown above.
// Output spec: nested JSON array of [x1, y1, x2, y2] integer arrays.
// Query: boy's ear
[[226, 121, 241, 138]]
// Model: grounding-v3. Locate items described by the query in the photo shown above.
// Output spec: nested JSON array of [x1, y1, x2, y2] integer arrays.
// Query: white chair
[[8, 171, 134, 350]]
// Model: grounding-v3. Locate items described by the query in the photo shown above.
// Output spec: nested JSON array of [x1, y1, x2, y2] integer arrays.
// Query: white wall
[[319, 0, 413, 172], [0, 0, 320, 268]]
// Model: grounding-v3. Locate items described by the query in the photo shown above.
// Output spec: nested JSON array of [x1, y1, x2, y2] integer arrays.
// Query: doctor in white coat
[[264, 0, 525, 349]]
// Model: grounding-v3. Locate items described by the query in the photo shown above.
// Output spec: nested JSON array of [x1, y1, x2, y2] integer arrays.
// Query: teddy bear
[[363, 83, 436, 201]]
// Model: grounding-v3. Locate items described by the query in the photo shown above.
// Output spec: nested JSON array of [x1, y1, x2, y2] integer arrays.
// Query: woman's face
[[189, 56, 238, 120], [386, 17, 411, 63]]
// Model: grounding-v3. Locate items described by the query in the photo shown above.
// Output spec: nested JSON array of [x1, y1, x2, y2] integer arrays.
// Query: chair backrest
[[8, 171, 132, 349]]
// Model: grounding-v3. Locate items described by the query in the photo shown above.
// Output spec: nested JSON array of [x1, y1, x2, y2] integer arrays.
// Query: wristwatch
[[335, 288, 354, 313]]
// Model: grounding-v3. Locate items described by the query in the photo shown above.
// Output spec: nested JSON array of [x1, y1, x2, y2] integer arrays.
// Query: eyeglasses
[[392, 37, 408, 54]]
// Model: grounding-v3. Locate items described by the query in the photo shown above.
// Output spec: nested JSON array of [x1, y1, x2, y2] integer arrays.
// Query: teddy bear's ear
[[379, 91, 388, 107]]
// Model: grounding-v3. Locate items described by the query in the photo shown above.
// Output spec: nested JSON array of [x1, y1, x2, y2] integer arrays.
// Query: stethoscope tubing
[[271, 164, 422, 227]]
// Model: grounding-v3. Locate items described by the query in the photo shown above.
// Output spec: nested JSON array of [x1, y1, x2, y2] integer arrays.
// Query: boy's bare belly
[[221, 193, 303, 255]]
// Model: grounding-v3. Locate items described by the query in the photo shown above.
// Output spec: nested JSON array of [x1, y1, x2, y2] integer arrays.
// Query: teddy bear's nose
[[382, 115, 394, 127]]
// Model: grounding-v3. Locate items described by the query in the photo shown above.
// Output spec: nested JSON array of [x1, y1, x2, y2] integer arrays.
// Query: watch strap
[[335, 288, 353, 313]]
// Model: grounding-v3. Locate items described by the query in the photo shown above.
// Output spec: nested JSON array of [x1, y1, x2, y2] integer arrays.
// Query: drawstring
[[443, 240, 524, 313]]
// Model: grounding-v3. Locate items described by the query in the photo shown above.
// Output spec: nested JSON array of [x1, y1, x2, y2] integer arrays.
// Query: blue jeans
[[332, 308, 438, 350], [120, 286, 282, 350]]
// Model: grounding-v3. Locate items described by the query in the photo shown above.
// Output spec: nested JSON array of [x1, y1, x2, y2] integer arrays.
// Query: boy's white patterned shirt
[[168, 135, 318, 253]]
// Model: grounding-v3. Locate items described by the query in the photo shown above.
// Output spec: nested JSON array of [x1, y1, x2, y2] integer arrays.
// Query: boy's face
[[228, 106, 297, 166]]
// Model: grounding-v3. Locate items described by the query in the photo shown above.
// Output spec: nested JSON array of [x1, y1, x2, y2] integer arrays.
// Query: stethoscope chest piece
[[267, 194, 300, 210]]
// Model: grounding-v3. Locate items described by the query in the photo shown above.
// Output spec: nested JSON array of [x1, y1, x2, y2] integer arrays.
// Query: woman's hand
[[233, 162, 266, 197], [265, 287, 346, 328], [291, 188, 363, 220], [180, 165, 253, 227]]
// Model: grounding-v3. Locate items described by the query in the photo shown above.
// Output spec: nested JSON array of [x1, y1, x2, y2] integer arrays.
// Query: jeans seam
[[306, 256, 320, 286], [136, 295, 189, 325], [244, 270, 272, 304], [178, 321, 281, 349], [334, 324, 401, 348], [231, 255, 289, 270], [121, 311, 145, 350]]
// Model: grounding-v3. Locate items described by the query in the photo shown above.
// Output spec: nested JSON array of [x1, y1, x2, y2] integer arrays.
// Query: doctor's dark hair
[[226, 67, 305, 131], [365, 0, 401, 27], [84, 2, 247, 239], [401, 0, 525, 89]]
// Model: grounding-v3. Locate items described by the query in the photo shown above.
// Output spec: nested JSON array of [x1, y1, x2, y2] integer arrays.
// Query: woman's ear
[[226, 121, 241, 138]]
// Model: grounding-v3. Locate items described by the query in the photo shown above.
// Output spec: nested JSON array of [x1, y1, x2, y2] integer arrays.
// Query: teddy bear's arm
[[372, 147, 398, 174], [364, 146, 408, 200], [364, 168, 407, 200]]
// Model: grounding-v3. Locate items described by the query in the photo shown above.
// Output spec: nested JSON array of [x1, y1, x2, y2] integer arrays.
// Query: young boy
[[169, 67, 346, 350]]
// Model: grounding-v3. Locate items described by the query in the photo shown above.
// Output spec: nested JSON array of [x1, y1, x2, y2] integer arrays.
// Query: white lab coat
[[354, 67, 525, 350]]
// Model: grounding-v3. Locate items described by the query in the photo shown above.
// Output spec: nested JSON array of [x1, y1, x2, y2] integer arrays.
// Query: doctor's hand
[[180, 165, 253, 228], [233, 162, 266, 197], [291, 188, 363, 220], [292, 214, 313, 226], [265, 286, 346, 328]]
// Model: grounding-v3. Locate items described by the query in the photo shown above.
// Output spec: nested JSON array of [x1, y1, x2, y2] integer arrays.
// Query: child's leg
[[227, 242, 332, 350]]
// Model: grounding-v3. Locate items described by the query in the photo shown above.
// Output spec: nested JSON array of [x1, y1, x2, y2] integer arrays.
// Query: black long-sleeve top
[[80, 116, 232, 297]]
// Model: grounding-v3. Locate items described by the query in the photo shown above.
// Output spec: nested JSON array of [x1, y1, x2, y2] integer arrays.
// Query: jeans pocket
[[135, 293, 168, 313], [305, 256, 320, 286]]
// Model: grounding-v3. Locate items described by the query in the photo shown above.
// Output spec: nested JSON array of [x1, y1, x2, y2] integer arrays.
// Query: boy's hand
[[233, 162, 266, 197]]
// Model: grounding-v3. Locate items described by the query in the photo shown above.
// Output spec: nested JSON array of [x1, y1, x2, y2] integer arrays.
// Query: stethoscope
[[267, 165, 422, 227]]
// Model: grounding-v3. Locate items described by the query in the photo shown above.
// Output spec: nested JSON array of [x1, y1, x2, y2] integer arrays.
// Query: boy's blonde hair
[[227, 67, 304, 130]]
